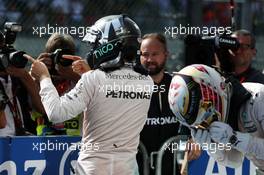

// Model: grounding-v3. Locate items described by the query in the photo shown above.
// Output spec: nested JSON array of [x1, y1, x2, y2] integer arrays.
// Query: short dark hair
[[45, 33, 75, 54], [142, 33, 168, 52], [232, 29, 256, 49]]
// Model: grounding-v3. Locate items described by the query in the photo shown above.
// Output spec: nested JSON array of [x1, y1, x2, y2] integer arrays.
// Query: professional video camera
[[49, 48, 74, 75], [0, 22, 28, 71], [184, 34, 240, 72]]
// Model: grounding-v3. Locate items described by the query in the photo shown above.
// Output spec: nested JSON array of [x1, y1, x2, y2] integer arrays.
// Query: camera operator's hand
[[72, 59, 91, 75], [37, 53, 52, 69], [24, 54, 50, 81]]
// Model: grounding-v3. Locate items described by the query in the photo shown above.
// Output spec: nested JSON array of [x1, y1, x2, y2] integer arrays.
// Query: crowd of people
[[0, 13, 264, 175], [0, 0, 84, 27]]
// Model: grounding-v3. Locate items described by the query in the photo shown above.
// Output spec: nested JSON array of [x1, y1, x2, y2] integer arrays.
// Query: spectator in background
[[34, 33, 81, 136], [5, 1, 22, 22], [138, 33, 200, 175], [0, 0, 6, 20], [230, 29, 264, 83], [69, 0, 83, 23], [51, 0, 70, 24]]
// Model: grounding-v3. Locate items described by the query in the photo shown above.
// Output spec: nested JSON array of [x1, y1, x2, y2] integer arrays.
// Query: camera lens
[[9, 51, 27, 68], [59, 58, 73, 67], [53, 49, 73, 67]]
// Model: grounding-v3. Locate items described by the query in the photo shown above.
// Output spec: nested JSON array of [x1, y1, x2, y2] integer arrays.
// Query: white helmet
[[168, 64, 232, 129]]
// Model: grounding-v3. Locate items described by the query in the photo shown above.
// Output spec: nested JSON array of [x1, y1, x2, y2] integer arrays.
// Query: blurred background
[[0, 0, 264, 72]]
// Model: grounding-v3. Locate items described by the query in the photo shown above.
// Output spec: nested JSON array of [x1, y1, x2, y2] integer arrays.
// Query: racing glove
[[191, 128, 211, 145], [209, 121, 251, 153]]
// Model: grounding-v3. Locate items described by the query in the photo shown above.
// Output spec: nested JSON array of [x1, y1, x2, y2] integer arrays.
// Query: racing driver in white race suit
[[27, 15, 154, 175], [168, 64, 264, 174]]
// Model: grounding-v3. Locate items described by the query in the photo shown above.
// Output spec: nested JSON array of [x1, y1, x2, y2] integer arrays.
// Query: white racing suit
[[208, 83, 264, 174], [39, 67, 153, 175]]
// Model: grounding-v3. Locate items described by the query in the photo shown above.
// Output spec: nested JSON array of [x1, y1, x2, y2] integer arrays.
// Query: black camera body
[[49, 48, 74, 75], [184, 34, 240, 72], [0, 22, 28, 71]]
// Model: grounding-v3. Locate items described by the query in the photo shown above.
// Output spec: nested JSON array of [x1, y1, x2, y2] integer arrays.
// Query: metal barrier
[[138, 141, 150, 175], [155, 135, 189, 175], [0, 136, 255, 174]]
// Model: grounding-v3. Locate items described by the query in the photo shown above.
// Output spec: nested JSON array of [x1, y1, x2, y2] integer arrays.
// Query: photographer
[[28, 15, 153, 174], [34, 33, 82, 136], [229, 29, 264, 84], [42, 33, 80, 83], [0, 24, 45, 136], [168, 64, 264, 174]]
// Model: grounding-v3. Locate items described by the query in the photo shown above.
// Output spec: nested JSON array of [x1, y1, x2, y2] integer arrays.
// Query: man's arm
[[27, 55, 94, 123], [39, 75, 90, 123]]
